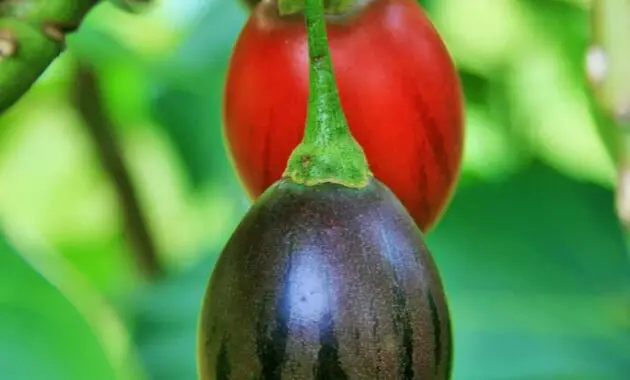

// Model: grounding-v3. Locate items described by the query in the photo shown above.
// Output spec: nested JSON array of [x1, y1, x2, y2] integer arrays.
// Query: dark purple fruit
[[197, 178, 452, 379]]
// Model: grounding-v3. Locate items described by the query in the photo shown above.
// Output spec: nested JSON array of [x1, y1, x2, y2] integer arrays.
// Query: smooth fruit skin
[[223, 0, 464, 232], [198, 179, 452, 379]]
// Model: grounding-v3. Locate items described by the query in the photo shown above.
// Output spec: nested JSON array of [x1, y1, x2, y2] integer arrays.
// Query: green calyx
[[282, 0, 371, 188], [277, 0, 362, 16]]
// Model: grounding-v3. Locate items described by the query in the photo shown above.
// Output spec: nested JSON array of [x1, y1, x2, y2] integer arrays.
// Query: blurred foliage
[[1, 0, 630, 379], [0, 229, 143, 379]]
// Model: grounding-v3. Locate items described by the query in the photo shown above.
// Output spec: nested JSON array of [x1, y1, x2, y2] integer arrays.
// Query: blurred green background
[[1, 0, 630, 379]]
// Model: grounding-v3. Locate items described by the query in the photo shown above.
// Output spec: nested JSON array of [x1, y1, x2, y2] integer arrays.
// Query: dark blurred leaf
[[147, 1, 246, 189], [428, 162, 630, 379], [417, 0, 434, 12], [108, 0, 154, 13], [0, 233, 121, 380], [165, 1, 247, 73], [459, 69, 491, 106], [133, 254, 218, 380], [149, 85, 233, 189]]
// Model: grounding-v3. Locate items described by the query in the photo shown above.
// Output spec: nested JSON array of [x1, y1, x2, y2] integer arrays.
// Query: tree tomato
[[223, 0, 464, 232]]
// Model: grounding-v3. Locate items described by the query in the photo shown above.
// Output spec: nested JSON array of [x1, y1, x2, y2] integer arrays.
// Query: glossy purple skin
[[198, 178, 452, 379]]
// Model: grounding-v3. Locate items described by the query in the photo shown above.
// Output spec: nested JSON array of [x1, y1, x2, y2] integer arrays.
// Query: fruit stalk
[[0, 0, 151, 113], [282, 0, 372, 188], [276, 0, 363, 16]]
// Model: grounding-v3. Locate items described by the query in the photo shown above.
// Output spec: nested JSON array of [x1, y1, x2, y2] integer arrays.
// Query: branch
[[73, 61, 163, 279], [0, 0, 152, 114]]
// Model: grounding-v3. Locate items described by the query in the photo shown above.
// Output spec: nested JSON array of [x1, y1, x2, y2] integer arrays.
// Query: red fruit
[[223, 0, 464, 232]]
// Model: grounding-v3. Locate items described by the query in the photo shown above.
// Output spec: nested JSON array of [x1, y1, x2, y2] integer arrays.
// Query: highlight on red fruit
[[223, 0, 464, 232]]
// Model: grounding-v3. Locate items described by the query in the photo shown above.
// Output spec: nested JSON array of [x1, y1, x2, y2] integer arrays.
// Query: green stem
[[0, 0, 150, 114], [277, 0, 363, 16], [282, 0, 371, 188]]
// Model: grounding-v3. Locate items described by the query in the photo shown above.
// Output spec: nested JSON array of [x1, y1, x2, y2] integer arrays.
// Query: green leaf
[[428, 162, 630, 379], [0, 232, 134, 380]]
